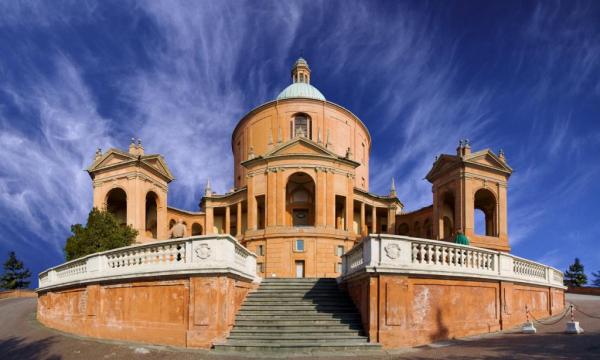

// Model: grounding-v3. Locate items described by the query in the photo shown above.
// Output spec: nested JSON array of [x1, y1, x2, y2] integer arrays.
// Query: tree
[[592, 270, 600, 287], [0, 251, 31, 289], [564, 258, 587, 287], [65, 208, 138, 261]]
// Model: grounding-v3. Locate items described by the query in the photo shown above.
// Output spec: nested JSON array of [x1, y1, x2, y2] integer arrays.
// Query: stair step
[[219, 277, 379, 352]]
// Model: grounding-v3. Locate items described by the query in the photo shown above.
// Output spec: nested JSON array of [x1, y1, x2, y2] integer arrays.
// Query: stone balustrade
[[38, 235, 258, 290], [341, 234, 565, 288]]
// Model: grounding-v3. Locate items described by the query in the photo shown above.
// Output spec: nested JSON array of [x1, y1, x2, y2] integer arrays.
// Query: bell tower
[[87, 139, 174, 243], [291, 57, 311, 84], [425, 140, 513, 252]]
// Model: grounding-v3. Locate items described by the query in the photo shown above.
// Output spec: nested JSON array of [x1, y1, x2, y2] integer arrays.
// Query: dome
[[277, 82, 326, 101]]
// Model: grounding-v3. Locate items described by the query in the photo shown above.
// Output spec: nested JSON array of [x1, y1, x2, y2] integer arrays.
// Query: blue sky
[[1, 1, 599, 284]]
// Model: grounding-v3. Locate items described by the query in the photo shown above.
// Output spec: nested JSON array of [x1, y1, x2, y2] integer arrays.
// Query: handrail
[[38, 235, 258, 291], [340, 234, 565, 288]]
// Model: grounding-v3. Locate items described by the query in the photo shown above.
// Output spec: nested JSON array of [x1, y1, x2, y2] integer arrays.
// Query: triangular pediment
[[87, 149, 174, 182], [425, 155, 459, 181], [265, 137, 339, 159], [465, 149, 513, 173]]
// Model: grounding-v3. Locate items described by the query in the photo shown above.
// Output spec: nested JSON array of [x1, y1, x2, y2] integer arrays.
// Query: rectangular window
[[336, 262, 342, 273], [295, 239, 304, 252], [336, 245, 344, 257], [257, 245, 264, 256], [257, 263, 264, 273]]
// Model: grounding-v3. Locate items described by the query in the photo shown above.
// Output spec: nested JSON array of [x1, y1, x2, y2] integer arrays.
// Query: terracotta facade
[[343, 273, 565, 348], [37, 275, 256, 349], [87, 59, 513, 277]]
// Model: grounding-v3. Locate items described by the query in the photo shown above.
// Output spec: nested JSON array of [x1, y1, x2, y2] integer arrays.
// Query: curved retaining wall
[[36, 235, 258, 348], [340, 235, 566, 348]]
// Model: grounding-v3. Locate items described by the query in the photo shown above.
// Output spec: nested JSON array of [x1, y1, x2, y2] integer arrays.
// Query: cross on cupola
[[291, 57, 311, 84]]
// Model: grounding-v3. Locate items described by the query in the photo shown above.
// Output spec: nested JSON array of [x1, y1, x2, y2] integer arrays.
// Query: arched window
[[424, 218, 432, 238], [413, 221, 421, 237], [106, 188, 127, 226], [191, 223, 203, 236], [441, 191, 455, 240], [286, 172, 315, 227], [145, 192, 158, 239], [292, 114, 311, 139], [474, 188, 497, 236], [397, 223, 409, 235]]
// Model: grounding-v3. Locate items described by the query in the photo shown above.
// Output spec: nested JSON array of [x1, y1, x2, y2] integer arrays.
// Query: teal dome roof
[[277, 82, 326, 101]]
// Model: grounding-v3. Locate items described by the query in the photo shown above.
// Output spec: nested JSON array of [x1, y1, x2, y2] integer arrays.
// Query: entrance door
[[295, 260, 305, 278]]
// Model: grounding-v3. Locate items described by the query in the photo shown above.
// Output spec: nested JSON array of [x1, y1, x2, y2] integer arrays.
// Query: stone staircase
[[214, 278, 381, 353]]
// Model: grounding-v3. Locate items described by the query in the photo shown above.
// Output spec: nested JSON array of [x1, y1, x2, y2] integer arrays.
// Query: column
[[371, 206, 377, 234], [276, 171, 285, 226], [225, 206, 231, 234], [326, 171, 335, 227], [247, 175, 256, 230], [346, 176, 354, 232], [205, 206, 214, 234], [236, 202, 242, 237], [267, 170, 276, 227], [316, 170, 326, 226], [360, 202, 366, 236], [387, 206, 396, 234]]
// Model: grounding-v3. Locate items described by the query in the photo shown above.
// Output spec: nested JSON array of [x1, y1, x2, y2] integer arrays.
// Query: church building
[[87, 58, 512, 278]]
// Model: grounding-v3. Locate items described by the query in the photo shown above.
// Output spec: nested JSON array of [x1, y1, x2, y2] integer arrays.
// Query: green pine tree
[[0, 251, 31, 289], [563, 258, 587, 287], [592, 270, 600, 287], [65, 208, 138, 261]]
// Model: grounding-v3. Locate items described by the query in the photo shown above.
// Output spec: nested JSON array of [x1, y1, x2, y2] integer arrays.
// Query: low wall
[[340, 234, 566, 348], [567, 286, 600, 296], [0, 289, 37, 300], [38, 274, 255, 348], [342, 274, 564, 348], [36, 235, 259, 348]]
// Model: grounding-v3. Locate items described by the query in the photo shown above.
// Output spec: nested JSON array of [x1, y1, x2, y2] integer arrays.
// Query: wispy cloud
[[0, 55, 114, 256]]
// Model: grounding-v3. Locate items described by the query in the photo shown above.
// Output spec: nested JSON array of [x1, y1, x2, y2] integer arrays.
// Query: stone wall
[[37, 274, 255, 348], [342, 274, 565, 348], [0, 289, 37, 300]]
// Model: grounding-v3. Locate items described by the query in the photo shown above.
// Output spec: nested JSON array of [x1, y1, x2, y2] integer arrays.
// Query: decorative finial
[[464, 138, 470, 147], [390, 178, 397, 197], [129, 137, 136, 154], [137, 138, 142, 147], [248, 146, 255, 160], [499, 148, 506, 162], [204, 178, 212, 196], [131, 137, 135, 145], [95, 148, 102, 159], [345, 147, 352, 159], [434, 155, 439, 162]]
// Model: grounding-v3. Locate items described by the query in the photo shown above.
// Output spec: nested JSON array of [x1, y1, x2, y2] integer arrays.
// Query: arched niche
[[106, 188, 127, 226], [291, 113, 312, 139], [440, 191, 455, 239], [397, 223, 409, 236], [191, 223, 203, 236], [145, 191, 159, 239], [286, 172, 315, 227], [474, 188, 497, 236]]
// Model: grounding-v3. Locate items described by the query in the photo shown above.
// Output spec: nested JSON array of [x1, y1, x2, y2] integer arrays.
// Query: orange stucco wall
[[342, 274, 565, 348], [37, 275, 256, 349]]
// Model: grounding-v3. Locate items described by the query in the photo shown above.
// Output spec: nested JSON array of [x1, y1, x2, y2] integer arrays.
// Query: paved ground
[[1, 294, 599, 359]]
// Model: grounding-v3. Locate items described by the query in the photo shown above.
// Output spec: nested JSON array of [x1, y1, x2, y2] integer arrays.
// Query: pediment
[[465, 150, 512, 173], [425, 155, 459, 181], [265, 137, 338, 159], [87, 149, 174, 181]]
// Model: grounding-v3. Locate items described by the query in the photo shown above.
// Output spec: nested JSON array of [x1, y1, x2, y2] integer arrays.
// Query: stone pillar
[[371, 206, 377, 234], [205, 206, 214, 234], [225, 206, 231, 235], [316, 170, 326, 227], [326, 171, 335, 228], [267, 170, 276, 227], [387, 206, 396, 234], [247, 175, 256, 230], [360, 202, 366, 236], [276, 171, 285, 226], [346, 176, 354, 232], [236, 202, 242, 237]]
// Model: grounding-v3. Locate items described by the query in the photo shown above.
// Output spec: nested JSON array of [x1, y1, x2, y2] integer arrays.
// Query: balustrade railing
[[38, 235, 258, 290], [341, 234, 565, 288]]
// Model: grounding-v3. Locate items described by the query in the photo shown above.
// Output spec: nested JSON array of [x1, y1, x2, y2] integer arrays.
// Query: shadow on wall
[[0, 336, 62, 360], [430, 308, 449, 342]]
